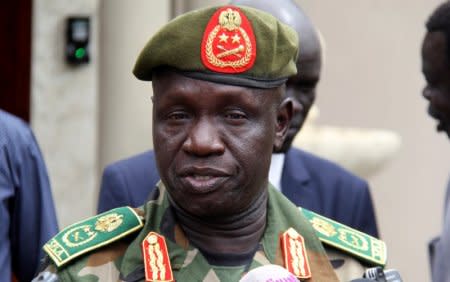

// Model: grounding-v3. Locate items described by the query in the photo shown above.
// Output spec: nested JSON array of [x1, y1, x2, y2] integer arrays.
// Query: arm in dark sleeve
[[10, 130, 59, 281], [97, 164, 131, 213], [352, 180, 379, 238], [0, 159, 14, 282]]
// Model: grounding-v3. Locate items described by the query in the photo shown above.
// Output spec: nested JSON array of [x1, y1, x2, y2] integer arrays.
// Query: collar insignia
[[201, 6, 256, 73], [142, 232, 174, 282], [280, 228, 312, 279], [300, 207, 387, 266], [43, 207, 144, 267]]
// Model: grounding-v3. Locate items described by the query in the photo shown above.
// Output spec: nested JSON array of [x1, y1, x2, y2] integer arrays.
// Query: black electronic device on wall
[[66, 17, 90, 65]]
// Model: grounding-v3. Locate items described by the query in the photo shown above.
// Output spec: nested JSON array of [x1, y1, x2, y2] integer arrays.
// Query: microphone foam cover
[[239, 264, 298, 282]]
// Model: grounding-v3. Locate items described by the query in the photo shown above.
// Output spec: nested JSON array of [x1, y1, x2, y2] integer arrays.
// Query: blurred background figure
[[0, 109, 58, 281], [231, 0, 379, 237], [421, 1, 450, 281]]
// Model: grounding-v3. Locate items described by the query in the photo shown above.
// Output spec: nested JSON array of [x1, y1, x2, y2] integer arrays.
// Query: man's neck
[[170, 190, 268, 259]]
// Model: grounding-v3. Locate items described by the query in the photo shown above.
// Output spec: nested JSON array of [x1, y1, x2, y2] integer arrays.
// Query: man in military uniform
[[34, 5, 386, 281], [97, 0, 379, 240]]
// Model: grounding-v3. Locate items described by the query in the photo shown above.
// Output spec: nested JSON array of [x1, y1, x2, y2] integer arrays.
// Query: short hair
[[426, 1, 450, 64]]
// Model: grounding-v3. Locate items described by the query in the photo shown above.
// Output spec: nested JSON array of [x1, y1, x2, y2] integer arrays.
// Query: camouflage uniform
[[36, 183, 345, 281]]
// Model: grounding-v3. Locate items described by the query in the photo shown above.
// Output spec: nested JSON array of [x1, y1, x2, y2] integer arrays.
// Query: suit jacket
[[97, 148, 379, 237], [97, 151, 160, 212], [429, 178, 450, 282], [0, 110, 59, 282], [280, 148, 378, 238]]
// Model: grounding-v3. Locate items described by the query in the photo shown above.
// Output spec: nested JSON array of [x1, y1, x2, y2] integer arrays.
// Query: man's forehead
[[423, 31, 447, 53], [294, 46, 321, 80], [422, 31, 448, 69], [297, 45, 321, 65], [152, 69, 279, 97]]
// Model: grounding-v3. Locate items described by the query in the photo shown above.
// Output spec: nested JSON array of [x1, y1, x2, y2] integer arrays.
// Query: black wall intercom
[[66, 17, 90, 65]]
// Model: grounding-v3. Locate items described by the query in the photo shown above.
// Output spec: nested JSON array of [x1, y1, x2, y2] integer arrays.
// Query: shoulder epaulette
[[43, 206, 144, 267], [299, 207, 387, 267]]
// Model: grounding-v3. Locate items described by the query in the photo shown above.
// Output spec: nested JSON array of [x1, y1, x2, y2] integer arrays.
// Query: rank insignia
[[142, 232, 174, 282], [300, 207, 387, 266], [280, 228, 312, 279], [43, 206, 144, 267], [201, 6, 256, 73]]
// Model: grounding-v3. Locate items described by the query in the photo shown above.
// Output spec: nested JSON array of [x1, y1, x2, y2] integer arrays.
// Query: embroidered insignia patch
[[280, 228, 312, 279], [300, 207, 387, 266], [201, 6, 256, 73], [43, 207, 144, 267], [142, 232, 174, 282]]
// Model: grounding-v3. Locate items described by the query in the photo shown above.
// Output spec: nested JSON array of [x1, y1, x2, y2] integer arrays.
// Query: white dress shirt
[[268, 153, 285, 192]]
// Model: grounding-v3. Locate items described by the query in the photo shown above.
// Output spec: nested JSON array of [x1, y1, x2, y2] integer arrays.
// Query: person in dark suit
[[0, 109, 59, 282], [97, 151, 159, 211], [422, 2, 450, 281], [97, 0, 379, 238]]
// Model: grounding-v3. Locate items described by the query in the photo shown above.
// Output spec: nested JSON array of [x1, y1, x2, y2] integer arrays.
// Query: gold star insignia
[[218, 33, 229, 43], [231, 34, 241, 44]]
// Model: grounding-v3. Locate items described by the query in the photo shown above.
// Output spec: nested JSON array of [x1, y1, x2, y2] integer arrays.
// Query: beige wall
[[31, 0, 170, 228], [32, 0, 100, 228], [98, 1, 169, 170], [295, 1, 450, 281]]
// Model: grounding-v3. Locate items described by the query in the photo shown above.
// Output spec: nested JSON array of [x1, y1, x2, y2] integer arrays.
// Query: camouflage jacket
[[35, 183, 384, 281]]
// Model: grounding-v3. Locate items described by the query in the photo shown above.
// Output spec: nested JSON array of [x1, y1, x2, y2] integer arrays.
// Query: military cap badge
[[201, 6, 256, 73]]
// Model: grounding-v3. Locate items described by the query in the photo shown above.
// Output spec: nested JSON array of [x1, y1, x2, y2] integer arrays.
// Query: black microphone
[[383, 269, 403, 282], [363, 267, 403, 282]]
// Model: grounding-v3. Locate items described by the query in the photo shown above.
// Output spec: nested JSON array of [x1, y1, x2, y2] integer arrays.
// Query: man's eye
[[168, 112, 190, 120], [224, 111, 247, 120], [424, 73, 438, 86], [296, 83, 316, 92]]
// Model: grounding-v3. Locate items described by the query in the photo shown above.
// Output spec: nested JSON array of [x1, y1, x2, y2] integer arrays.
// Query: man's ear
[[274, 98, 294, 151]]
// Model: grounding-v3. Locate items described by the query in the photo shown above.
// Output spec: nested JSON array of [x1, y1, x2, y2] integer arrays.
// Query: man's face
[[152, 71, 289, 218], [422, 31, 450, 138], [278, 48, 322, 152]]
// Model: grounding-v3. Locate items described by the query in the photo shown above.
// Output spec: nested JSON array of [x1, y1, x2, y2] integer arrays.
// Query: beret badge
[[201, 6, 256, 73]]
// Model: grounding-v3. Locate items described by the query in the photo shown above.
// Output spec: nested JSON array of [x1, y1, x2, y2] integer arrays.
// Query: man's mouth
[[178, 167, 231, 194], [427, 106, 446, 132], [436, 120, 450, 137], [437, 121, 446, 132], [427, 106, 440, 120], [189, 175, 215, 181]]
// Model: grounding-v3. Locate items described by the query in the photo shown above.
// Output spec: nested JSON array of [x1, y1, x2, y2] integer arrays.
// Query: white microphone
[[239, 265, 298, 282]]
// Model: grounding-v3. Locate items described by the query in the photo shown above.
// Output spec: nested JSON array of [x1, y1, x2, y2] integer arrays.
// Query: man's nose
[[423, 86, 432, 100], [182, 118, 225, 156]]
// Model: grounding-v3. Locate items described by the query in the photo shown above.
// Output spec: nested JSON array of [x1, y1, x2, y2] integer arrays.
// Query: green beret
[[133, 5, 299, 88]]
